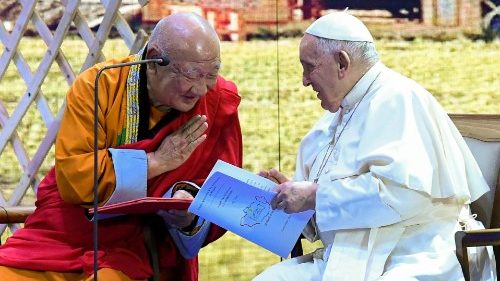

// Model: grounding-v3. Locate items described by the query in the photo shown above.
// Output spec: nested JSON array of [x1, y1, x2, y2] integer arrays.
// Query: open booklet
[[189, 160, 315, 258]]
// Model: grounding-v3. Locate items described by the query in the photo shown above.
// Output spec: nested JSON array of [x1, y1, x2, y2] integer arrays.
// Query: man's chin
[[155, 105, 173, 112], [319, 101, 332, 112], [321, 102, 341, 113]]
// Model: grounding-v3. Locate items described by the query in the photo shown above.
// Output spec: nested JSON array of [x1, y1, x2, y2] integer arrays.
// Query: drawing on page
[[240, 196, 272, 227]]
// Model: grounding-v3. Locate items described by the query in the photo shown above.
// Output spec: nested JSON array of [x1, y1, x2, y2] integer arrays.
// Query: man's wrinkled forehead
[[167, 33, 220, 62], [168, 43, 220, 64], [173, 57, 221, 76], [299, 35, 320, 63]]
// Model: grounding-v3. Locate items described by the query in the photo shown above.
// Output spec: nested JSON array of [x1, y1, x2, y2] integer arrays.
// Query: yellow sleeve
[[55, 64, 127, 206]]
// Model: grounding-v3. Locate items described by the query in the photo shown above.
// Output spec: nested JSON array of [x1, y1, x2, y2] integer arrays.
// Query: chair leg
[[455, 232, 471, 281]]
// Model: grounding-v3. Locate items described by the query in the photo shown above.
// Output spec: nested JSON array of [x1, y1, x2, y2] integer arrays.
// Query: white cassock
[[254, 62, 496, 281]]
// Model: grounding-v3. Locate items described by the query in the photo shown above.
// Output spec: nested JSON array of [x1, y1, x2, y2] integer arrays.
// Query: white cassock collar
[[341, 62, 384, 111]]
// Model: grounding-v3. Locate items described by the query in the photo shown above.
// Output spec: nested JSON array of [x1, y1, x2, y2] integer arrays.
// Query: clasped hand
[[148, 115, 208, 178], [258, 168, 317, 214]]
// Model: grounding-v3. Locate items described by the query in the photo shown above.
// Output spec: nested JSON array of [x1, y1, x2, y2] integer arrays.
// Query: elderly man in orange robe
[[0, 12, 242, 281]]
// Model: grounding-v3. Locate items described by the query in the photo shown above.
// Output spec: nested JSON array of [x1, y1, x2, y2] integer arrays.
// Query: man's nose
[[190, 80, 208, 96], [303, 75, 311, 87]]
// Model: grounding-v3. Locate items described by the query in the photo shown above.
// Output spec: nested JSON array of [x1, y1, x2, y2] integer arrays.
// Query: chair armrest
[[0, 206, 36, 224], [455, 228, 500, 281], [456, 228, 500, 247]]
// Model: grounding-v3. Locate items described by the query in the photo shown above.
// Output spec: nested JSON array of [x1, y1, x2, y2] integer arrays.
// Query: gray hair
[[315, 37, 379, 66]]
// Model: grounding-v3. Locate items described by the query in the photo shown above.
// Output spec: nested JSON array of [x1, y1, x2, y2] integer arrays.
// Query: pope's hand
[[148, 115, 208, 178], [257, 168, 289, 184], [271, 181, 317, 213], [160, 190, 196, 229]]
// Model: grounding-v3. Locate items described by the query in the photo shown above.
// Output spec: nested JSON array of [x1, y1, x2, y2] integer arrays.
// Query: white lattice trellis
[[0, 0, 150, 236]]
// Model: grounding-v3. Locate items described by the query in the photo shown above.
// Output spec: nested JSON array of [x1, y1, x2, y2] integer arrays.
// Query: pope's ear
[[337, 50, 350, 78]]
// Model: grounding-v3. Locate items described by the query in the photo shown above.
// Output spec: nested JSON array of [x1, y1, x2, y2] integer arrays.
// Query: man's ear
[[337, 50, 350, 79], [145, 45, 161, 72]]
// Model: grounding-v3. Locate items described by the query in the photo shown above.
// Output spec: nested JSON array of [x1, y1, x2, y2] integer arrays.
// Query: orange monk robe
[[55, 56, 166, 205], [0, 55, 243, 281], [0, 265, 146, 281]]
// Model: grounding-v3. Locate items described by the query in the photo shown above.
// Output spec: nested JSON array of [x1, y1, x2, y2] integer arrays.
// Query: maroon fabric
[[0, 76, 242, 281]]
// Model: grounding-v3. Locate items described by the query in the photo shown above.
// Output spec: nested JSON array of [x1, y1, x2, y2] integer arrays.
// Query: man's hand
[[257, 168, 289, 184], [160, 190, 196, 229], [271, 181, 317, 214], [148, 115, 208, 178]]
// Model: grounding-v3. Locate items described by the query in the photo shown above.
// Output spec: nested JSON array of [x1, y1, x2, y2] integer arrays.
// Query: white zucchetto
[[305, 12, 374, 43]]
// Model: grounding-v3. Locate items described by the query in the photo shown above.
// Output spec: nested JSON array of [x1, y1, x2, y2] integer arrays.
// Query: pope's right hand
[[257, 168, 289, 184], [148, 115, 208, 178]]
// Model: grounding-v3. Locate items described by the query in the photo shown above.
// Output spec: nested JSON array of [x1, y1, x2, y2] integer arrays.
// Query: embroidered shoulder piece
[[123, 48, 145, 144]]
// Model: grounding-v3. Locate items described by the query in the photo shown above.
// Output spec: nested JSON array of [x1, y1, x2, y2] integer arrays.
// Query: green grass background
[[0, 36, 499, 280]]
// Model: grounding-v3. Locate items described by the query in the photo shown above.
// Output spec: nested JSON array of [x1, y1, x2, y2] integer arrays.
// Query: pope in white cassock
[[253, 12, 496, 281]]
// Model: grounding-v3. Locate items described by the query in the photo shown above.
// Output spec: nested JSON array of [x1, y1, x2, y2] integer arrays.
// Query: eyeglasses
[[168, 61, 220, 85]]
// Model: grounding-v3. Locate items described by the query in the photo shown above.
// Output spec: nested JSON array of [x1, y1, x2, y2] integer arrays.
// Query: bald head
[[148, 12, 220, 62], [145, 13, 222, 113]]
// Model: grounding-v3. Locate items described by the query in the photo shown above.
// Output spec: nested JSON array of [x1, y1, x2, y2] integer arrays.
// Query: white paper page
[[207, 159, 276, 192], [189, 165, 314, 258]]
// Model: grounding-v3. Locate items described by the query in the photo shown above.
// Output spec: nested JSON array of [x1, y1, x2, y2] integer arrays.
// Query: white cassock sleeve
[[315, 172, 432, 232]]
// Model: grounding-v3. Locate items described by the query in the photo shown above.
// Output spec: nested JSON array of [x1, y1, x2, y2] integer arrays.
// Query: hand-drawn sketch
[[240, 196, 272, 227]]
